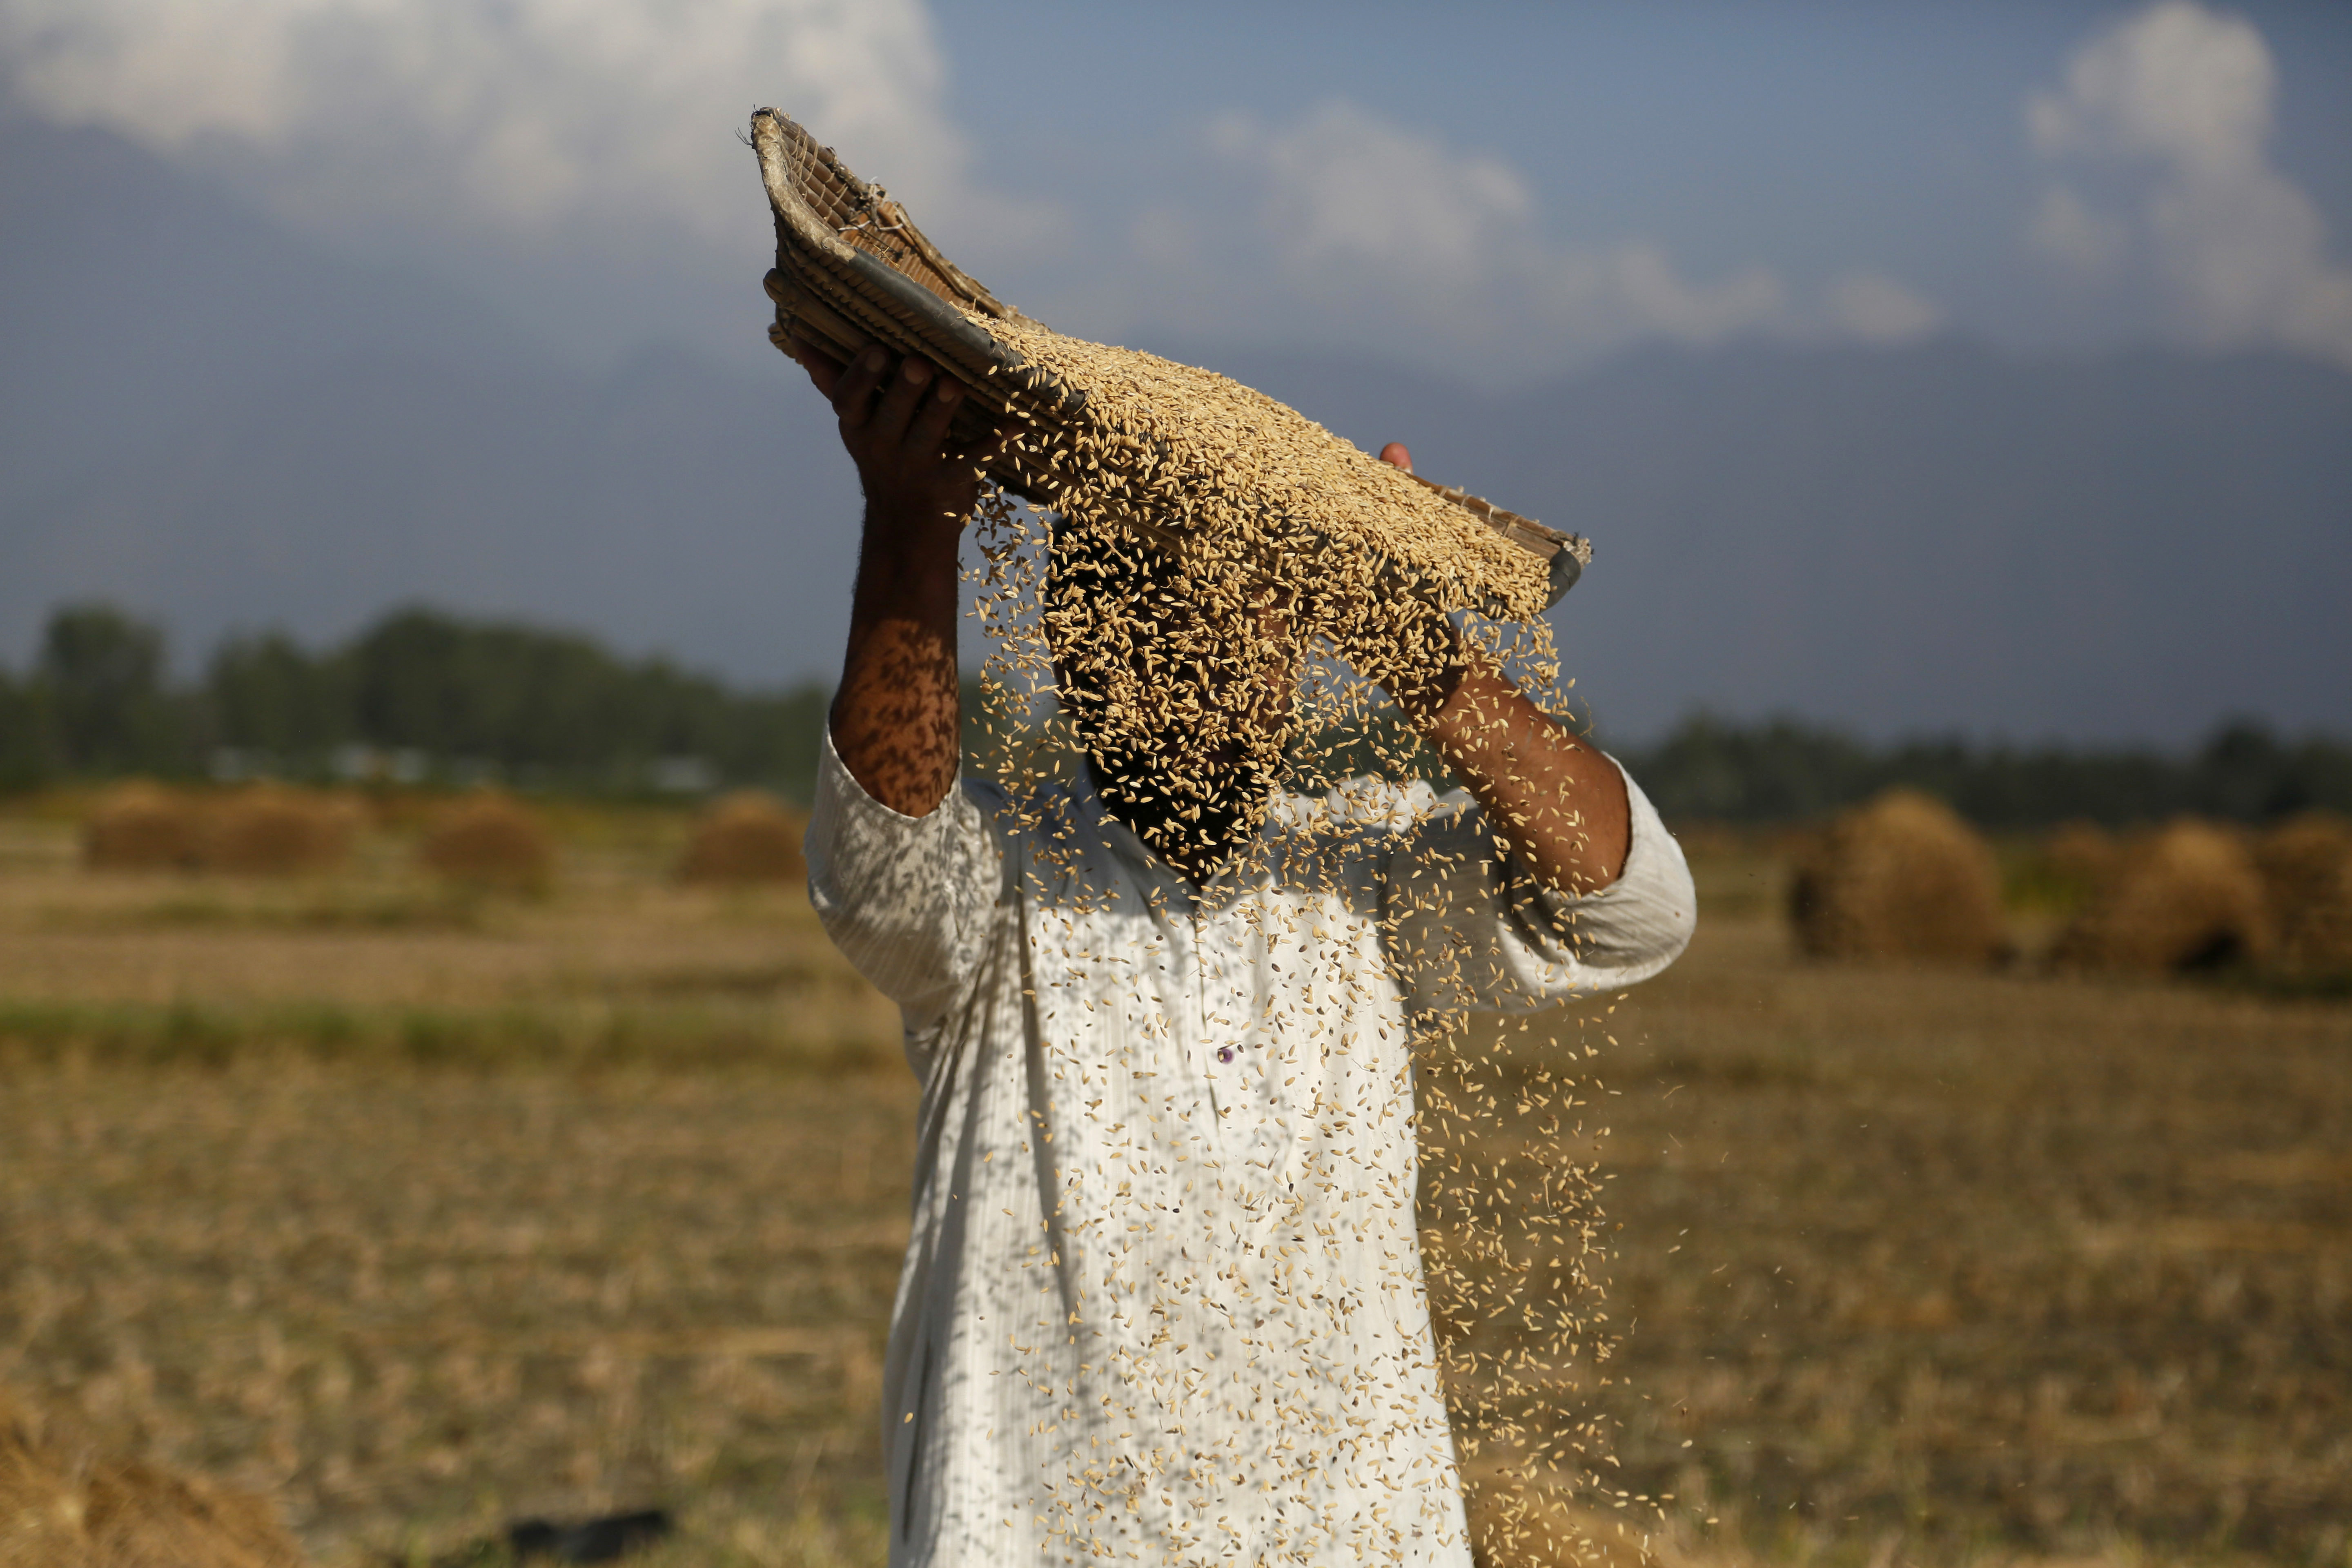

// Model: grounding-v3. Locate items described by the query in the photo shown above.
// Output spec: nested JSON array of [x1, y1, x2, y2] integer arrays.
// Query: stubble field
[[0, 810, 2344, 1566]]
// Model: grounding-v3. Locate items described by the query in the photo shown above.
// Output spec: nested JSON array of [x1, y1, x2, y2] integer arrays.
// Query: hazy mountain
[[1211, 343, 2352, 743], [4, 114, 2346, 744], [0, 109, 861, 686], [0, 111, 547, 506]]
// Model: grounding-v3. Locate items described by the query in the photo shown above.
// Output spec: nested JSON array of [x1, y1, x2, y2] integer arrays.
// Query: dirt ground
[[0, 814, 2344, 1566]]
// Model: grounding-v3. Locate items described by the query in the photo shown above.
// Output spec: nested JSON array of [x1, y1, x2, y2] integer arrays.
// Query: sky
[[0, 0, 2347, 745], [4, 0, 2348, 382]]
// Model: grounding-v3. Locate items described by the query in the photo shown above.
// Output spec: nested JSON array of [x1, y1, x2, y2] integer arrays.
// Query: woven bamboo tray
[[751, 108, 1588, 616]]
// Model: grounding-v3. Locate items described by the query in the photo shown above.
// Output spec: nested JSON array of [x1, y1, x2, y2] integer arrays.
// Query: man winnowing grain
[[795, 343, 1695, 1567]]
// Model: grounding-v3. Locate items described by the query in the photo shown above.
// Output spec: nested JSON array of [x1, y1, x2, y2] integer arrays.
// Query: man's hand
[[811, 342, 1001, 817], [802, 341, 992, 531], [1370, 441, 1632, 896]]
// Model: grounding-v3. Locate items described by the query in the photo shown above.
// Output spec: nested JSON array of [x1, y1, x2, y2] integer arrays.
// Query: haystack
[[80, 782, 201, 872], [196, 785, 361, 875], [2054, 818, 2270, 973], [679, 791, 807, 885], [0, 1388, 304, 1568], [2253, 811, 2352, 973], [416, 792, 552, 890], [1789, 789, 2006, 964]]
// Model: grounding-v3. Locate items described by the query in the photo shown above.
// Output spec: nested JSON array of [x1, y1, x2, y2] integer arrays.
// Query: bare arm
[[1373, 443, 1630, 896], [800, 343, 996, 817]]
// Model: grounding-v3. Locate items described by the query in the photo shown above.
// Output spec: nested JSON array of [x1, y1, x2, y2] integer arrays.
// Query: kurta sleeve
[[804, 726, 1005, 1037], [1378, 757, 1696, 1022]]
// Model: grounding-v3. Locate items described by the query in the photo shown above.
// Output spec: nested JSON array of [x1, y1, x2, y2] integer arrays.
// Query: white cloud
[[1822, 272, 1945, 345], [2027, 186, 2129, 275], [2025, 0, 2352, 366], [2027, 0, 2271, 173], [1206, 103, 1537, 291], [1189, 101, 1922, 373], [0, 0, 965, 245]]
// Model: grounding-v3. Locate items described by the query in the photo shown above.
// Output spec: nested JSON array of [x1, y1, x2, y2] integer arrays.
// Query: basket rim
[[754, 108, 1084, 418]]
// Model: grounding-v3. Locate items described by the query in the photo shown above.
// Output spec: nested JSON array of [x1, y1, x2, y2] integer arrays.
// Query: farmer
[[795, 344, 1695, 1566]]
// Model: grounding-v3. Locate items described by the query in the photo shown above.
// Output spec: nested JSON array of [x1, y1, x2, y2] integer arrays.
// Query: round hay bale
[[679, 791, 807, 885], [2054, 818, 2270, 973], [81, 781, 201, 871], [1789, 789, 2005, 964], [416, 792, 552, 891], [196, 784, 359, 875], [2253, 811, 2352, 973]]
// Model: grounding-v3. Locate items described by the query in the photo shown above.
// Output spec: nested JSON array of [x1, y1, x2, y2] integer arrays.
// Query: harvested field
[[0, 808, 2344, 1566]]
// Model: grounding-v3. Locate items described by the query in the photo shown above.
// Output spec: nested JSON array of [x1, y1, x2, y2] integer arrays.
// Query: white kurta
[[806, 731, 1696, 1567]]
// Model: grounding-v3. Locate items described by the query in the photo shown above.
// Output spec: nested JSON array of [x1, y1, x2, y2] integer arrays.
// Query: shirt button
[[1215, 1046, 1234, 1064]]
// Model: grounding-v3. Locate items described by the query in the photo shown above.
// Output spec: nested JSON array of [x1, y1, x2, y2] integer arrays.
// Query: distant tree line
[[0, 603, 829, 800], [2, 601, 2345, 824], [1613, 712, 2352, 828]]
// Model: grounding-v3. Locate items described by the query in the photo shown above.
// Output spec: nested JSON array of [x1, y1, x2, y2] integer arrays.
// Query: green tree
[[338, 606, 832, 795], [38, 603, 191, 775], [207, 632, 356, 761], [0, 669, 55, 788]]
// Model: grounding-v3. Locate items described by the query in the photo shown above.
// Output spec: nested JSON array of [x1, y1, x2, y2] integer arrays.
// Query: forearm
[[800, 344, 990, 818], [1390, 631, 1630, 897], [830, 506, 962, 815]]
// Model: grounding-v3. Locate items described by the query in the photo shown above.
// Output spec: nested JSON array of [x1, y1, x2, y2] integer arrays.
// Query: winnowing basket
[[750, 108, 1588, 620]]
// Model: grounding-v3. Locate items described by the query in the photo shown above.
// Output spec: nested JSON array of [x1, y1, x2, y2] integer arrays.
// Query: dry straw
[[2055, 818, 2270, 973], [0, 1387, 304, 1568], [80, 782, 202, 872], [196, 785, 362, 876], [1790, 789, 2006, 964], [416, 792, 553, 891], [679, 790, 807, 885], [2253, 811, 2352, 974]]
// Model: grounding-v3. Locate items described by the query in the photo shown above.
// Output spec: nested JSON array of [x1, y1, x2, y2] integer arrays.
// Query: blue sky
[[924, 0, 2352, 372], [2, 0, 2346, 741], [5, 0, 2347, 380]]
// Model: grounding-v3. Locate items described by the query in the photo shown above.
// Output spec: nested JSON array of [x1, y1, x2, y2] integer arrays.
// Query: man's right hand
[[798, 341, 996, 530]]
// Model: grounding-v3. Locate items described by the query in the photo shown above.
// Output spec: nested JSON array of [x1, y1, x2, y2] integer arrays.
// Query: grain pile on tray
[[963, 312, 1564, 620]]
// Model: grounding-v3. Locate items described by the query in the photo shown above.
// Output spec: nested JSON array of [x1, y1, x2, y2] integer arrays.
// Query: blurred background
[[2, 5, 2349, 1567], [2, 0, 2348, 798]]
